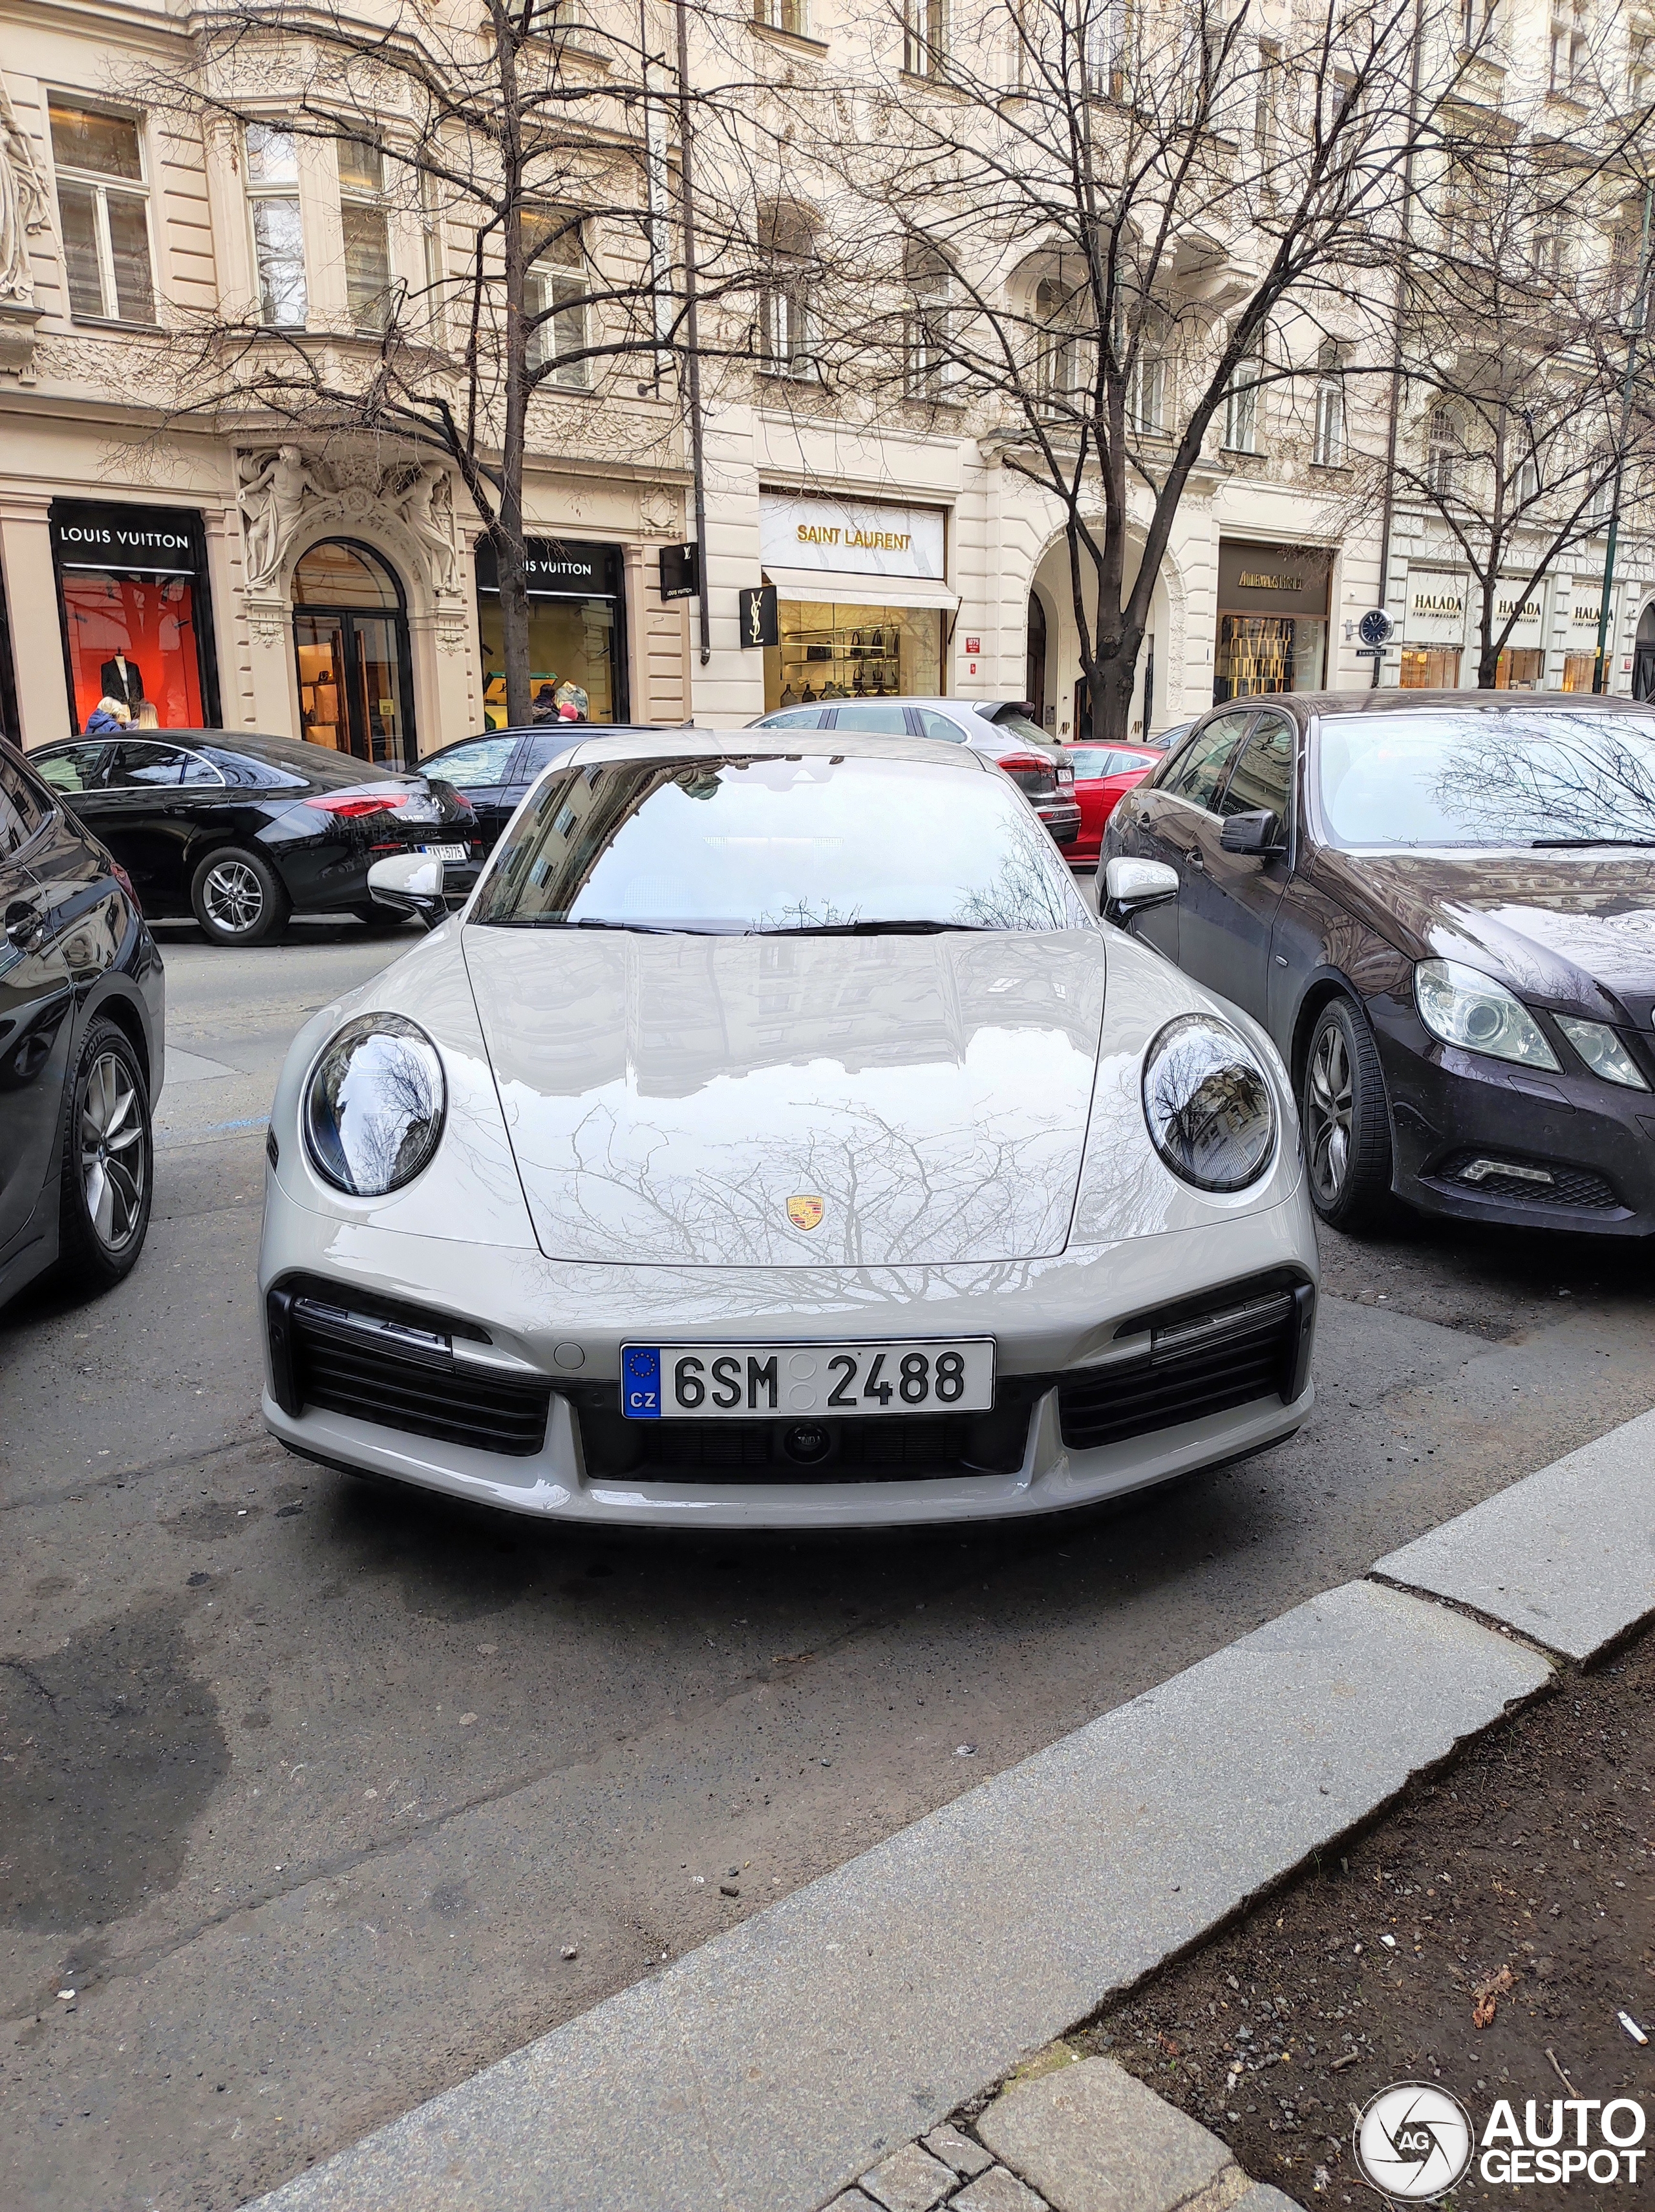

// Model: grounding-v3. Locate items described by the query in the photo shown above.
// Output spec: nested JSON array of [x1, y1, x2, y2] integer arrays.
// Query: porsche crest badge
[[786, 1194, 825, 1231]]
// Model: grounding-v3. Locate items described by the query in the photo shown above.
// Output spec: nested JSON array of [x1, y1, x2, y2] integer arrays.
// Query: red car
[[1063, 741, 1162, 867]]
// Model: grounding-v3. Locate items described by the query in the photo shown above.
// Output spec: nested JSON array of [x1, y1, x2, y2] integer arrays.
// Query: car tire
[[56, 1016, 154, 1293], [1301, 996, 1394, 1231], [352, 903, 410, 934], [191, 846, 290, 947]]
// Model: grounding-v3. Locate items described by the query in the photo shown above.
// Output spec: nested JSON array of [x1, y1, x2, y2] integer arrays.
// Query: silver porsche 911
[[259, 730, 1318, 1529]]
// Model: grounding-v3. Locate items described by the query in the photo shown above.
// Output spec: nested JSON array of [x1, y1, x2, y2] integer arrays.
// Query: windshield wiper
[[491, 917, 730, 932], [1530, 837, 1655, 848], [748, 919, 994, 936]]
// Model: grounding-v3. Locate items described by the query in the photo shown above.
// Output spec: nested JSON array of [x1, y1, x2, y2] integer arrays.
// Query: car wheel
[[56, 1016, 154, 1292], [1301, 997, 1394, 1230], [352, 903, 410, 934], [191, 846, 290, 946]]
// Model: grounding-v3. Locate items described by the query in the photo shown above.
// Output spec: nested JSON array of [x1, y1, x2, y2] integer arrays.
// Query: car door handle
[[4, 898, 47, 952], [1180, 846, 1206, 871]]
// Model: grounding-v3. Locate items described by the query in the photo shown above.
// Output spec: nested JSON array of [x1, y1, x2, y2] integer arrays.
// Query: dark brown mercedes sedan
[[1102, 691, 1655, 1237]]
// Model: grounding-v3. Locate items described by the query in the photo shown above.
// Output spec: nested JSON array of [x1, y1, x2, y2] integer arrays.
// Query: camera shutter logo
[[1354, 2083, 1473, 2200]]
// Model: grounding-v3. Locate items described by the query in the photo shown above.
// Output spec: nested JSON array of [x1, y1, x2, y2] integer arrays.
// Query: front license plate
[[421, 843, 469, 861], [620, 1340, 995, 1421]]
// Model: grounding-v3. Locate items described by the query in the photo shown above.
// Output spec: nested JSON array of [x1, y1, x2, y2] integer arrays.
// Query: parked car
[[749, 698, 1082, 851], [261, 727, 1316, 1530], [1100, 689, 1655, 1236], [418, 724, 665, 889], [1062, 740, 1162, 867], [1, 736, 164, 1310], [29, 731, 479, 947]]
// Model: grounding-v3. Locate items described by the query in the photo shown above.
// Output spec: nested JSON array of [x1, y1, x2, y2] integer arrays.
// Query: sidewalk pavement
[[246, 1406, 1655, 2212], [826, 2048, 1299, 2212]]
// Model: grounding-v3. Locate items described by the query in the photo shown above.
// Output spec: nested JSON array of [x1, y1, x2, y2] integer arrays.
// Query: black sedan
[[29, 731, 478, 947], [418, 724, 665, 888], [1, 736, 164, 1310], [1102, 690, 1655, 1237]]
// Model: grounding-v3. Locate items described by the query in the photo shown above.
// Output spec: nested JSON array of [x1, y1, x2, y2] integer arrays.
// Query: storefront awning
[[762, 566, 959, 612]]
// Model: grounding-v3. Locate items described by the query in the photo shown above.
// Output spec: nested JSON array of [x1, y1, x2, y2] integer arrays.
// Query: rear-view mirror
[[1219, 809, 1286, 856], [367, 852, 446, 932], [1102, 856, 1180, 930]]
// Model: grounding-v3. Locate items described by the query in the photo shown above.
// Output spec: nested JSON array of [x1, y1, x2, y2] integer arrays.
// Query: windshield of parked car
[[1317, 709, 1655, 848], [471, 753, 1092, 933]]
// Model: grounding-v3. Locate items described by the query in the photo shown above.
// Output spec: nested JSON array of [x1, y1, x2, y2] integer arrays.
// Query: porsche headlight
[[1142, 1014, 1277, 1192], [303, 1014, 446, 1196], [1415, 959, 1559, 1070]]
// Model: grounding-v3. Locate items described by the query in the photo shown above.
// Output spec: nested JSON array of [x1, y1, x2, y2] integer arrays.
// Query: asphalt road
[[5, 919, 1655, 2212]]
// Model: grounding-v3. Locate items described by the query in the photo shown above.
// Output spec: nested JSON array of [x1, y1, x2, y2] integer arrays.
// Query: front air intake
[[1057, 1283, 1312, 1453]]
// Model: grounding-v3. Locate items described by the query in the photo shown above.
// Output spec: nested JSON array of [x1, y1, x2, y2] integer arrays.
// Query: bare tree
[[135, 0, 761, 728], [1378, 92, 1655, 687], [795, 0, 1488, 743]]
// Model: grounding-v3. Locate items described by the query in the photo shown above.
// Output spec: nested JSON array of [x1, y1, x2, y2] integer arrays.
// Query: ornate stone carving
[[394, 462, 461, 593], [238, 446, 330, 592], [639, 486, 683, 539], [0, 74, 51, 310]]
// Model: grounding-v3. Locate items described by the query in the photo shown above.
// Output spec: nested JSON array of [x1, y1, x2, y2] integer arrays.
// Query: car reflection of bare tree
[[535, 1100, 1082, 1268], [1427, 721, 1655, 846]]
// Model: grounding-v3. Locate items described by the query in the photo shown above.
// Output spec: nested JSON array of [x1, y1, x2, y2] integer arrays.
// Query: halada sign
[[1402, 570, 1468, 645]]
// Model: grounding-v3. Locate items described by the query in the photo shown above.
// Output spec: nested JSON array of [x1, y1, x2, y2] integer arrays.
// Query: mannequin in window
[[100, 652, 146, 709]]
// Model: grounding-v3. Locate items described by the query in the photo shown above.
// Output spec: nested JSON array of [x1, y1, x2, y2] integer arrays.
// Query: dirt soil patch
[[1076, 1627, 1655, 2204]]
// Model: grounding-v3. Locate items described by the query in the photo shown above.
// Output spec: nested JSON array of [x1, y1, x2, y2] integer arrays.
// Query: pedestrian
[[132, 700, 160, 729], [83, 695, 130, 735], [530, 683, 560, 724]]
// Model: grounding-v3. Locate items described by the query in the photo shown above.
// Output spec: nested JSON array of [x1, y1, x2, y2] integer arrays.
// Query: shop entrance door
[[291, 541, 415, 766]]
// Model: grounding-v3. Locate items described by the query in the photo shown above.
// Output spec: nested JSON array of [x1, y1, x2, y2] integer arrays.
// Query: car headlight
[[1557, 1015, 1649, 1090], [1142, 1014, 1277, 1192], [1414, 959, 1560, 1070], [303, 1013, 447, 1196]]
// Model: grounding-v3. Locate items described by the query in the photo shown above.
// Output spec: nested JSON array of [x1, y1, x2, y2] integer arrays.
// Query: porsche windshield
[[470, 754, 1091, 933], [1317, 709, 1655, 848]]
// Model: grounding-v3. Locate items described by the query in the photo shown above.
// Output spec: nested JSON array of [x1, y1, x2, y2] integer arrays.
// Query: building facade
[[2, 0, 1649, 766]]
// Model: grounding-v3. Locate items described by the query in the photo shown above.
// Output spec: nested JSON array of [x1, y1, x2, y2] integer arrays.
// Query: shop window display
[[61, 571, 206, 733], [1399, 647, 1462, 687], [763, 601, 942, 712], [479, 596, 617, 727]]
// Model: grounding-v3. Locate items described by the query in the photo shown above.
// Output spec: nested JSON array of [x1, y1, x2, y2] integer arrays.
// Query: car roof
[[36, 727, 414, 786], [426, 724, 667, 752], [561, 728, 990, 770], [1272, 688, 1652, 721]]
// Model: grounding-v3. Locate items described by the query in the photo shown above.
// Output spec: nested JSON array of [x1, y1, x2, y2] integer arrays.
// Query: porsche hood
[[462, 927, 1107, 1266]]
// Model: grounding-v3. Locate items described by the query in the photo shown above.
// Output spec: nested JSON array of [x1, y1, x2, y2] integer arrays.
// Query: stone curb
[[242, 1406, 1655, 2212]]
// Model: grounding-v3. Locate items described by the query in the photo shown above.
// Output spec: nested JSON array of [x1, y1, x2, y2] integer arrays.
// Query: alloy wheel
[[80, 1051, 147, 1251], [203, 859, 264, 934], [1305, 1020, 1354, 1205]]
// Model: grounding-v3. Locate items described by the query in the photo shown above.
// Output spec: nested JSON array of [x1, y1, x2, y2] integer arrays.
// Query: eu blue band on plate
[[623, 1346, 661, 1420]]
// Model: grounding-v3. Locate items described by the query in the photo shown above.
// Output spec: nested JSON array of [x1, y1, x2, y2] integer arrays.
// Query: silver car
[[259, 729, 1318, 1529]]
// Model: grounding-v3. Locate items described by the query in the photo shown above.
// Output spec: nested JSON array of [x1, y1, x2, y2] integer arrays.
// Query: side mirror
[[1219, 808, 1286, 856], [367, 852, 445, 932], [1102, 856, 1180, 930]]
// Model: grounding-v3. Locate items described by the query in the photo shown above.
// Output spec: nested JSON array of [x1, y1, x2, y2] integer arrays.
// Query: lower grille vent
[[1434, 1150, 1620, 1211], [1058, 1285, 1310, 1453], [268, 1286, 551, 1456], [576, 1401, 1034, 1484]]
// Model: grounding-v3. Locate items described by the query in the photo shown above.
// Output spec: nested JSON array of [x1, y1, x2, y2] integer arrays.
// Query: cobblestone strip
[[822, 2052, 1303, 2212]]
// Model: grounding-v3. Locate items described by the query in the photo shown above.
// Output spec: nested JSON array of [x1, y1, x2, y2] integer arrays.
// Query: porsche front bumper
[[258, 1192, 1318, 1530]]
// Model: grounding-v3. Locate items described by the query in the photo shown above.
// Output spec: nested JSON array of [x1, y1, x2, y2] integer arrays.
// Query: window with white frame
[[1513, 452, 1541, 505], [904, 0, 948, 78], [1223, 352, 1261, 451], [904, 241, 951, 399], [523, 209, 588, 387], [758, 207, 813, 376], [1126, 350, 1166, 435], [1254, 41, 1282, 160], [337, 138, 393, 334], [1036, 275, 1087, 407], [1086, 0, 1131, 98], [1312, 374, 1345, 464], [246, 123, 307, 328], [421, 172, 447, 334], [1629, 28, 1653, 104], [48, 99, 155, 324], [1550, 1, 1586, 93], [1426, 406, 1460, 494], [753, 0, 810, 34]]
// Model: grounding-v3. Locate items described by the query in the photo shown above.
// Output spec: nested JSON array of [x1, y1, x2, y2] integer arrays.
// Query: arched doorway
[[292, 539, 416, 766], [1635, 603, 1655, 702], [1025, 591, 1047, 725]]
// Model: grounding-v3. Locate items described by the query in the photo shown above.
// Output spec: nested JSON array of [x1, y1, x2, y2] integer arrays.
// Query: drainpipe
[[1593, 182, 1652, 693], [674, 0, 712, 668]]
